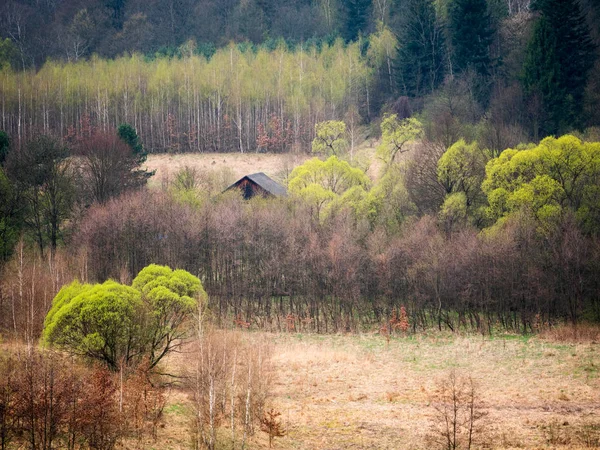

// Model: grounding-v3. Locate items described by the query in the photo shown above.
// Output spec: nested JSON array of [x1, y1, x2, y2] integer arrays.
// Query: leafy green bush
[[43, 264, 206, 371]]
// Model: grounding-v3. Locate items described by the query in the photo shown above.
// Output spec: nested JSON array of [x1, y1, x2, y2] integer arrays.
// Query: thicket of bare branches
[[187, 326, 272, 450], [69, 190, 600, 334], [429, 370, 487, 450]]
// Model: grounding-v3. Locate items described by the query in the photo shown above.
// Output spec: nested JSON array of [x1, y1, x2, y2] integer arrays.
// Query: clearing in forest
[[143, 153, 311, 189]]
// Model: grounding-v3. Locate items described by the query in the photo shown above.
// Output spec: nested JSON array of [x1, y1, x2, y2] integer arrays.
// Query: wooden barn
[[224, 172, 287, 199]]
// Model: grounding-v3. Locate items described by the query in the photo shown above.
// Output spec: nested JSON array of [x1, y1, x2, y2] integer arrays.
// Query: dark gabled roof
[[225, 172, 287, 197], [245, 172, 287, 196]]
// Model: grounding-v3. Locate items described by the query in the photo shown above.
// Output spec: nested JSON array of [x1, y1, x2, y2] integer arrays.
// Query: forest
[[0, 0, 599, 153], [0, 0, 600, 448], [0, 0, 599, 345]]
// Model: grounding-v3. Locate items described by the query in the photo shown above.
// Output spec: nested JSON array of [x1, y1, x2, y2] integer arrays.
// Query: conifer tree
[[523, 0, 596, 136], [396, 0, 447, 97], [343, 0, 371, 42], [447, 0, 494, 76]]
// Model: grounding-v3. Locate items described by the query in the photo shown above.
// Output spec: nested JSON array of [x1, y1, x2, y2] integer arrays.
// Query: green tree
[[0, 131, 10, 165], [0, 168, 20, 262], [366, 165, 417, 232], [312, 121, 348, 156], [448, 0, 495, 76], [343, 0, 371, 42], [5, 136, 74, 257], [289, 156, 370, 221], [43, 264, 205, 371], [523, 0, 596, 137], [0, 39, 19, 70], [439, 191, 468, 233], [482, 135, 600, 233], [437, 139, 489, 212], [367, 23, 398, 99], [131, 264, 205, 368], [117, 123, 145, 157], [377, 114, 423, 167], [395, 0, 446, 97]]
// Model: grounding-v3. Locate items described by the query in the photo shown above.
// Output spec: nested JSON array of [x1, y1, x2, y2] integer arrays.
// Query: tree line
[[1, 0, 599, 153], [1, 117, 599, 336], [0, 42, 369, 153], [57, 131, 600, 334]]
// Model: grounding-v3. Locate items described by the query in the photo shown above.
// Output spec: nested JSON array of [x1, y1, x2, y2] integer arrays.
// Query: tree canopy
[[43, 264, 205, 371], [312, 121, 348, 156], [377, 115, 423, 168], [482, 135, 600, 233], [289, 156, 370, 221], [523, 0, 596, 136]]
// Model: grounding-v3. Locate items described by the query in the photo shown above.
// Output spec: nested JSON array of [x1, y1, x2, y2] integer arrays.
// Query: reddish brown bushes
[[0, 346, 166, 450], [70, 189, 600, 334]]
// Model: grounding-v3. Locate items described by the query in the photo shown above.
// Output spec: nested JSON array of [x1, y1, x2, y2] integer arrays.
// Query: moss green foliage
[[439, 191, 468, 232], [377, 115, 423, 167], [437, 139, 489, 224], [0, 39, 18, 70], [482, 135, 600, 233], [366, 166, 417, 232], [43, 264, 204, 371], [312, 121, 348, 156], [289, 156, 370, 221]]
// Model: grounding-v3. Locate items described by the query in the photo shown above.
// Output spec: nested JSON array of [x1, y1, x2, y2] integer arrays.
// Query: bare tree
[[75, 131, 150, 205]]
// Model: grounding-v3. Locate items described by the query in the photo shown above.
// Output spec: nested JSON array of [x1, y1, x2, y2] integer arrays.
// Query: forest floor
[[157, 331, 600, 450]]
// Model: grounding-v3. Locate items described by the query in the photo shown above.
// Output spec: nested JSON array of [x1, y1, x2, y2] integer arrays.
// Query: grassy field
[[157, 331, 600, 450], [143, 145, 383, 191], [143, 152, 312, 189]]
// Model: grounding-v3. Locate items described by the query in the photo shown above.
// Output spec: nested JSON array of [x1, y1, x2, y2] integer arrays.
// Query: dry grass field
[[143, 145, 382, 191], [143, 153, 312, 189], [156, 331, 600, 450]]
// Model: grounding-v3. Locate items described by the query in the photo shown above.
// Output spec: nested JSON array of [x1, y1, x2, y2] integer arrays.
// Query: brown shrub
[[539, 323, 600, 343]]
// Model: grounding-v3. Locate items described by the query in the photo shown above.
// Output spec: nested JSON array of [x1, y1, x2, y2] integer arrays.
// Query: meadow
[[155, 329, 600, 449]]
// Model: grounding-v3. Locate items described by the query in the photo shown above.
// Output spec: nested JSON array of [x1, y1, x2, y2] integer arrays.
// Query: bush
[[43, 264, 205, 371]]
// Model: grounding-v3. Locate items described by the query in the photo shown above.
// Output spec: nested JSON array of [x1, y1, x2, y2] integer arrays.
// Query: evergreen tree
[[0, 131, 9, 165], [395, 0, 447, 97], [118, 123, 145, 159], [523, 0, 596, 136], [447, 0, 494, 76], [343, 0, 371, 42]]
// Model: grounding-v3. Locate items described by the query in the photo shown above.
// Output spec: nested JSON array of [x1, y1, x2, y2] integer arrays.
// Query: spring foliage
[[482, 135, 600, 233], [0, 43, 370, 153], [43, 264, 205, 370], [288, 156, 370, 221], [377, 115, 423, 167]]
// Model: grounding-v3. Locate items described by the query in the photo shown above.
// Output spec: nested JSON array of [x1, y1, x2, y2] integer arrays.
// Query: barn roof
[[225, 172, 287, 197]]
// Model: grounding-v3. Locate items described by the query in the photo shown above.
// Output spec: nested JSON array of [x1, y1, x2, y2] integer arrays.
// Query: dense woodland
[[0, 0, 599, 153], [0, 0, 600, 337], [1, 1, 599, 449]]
